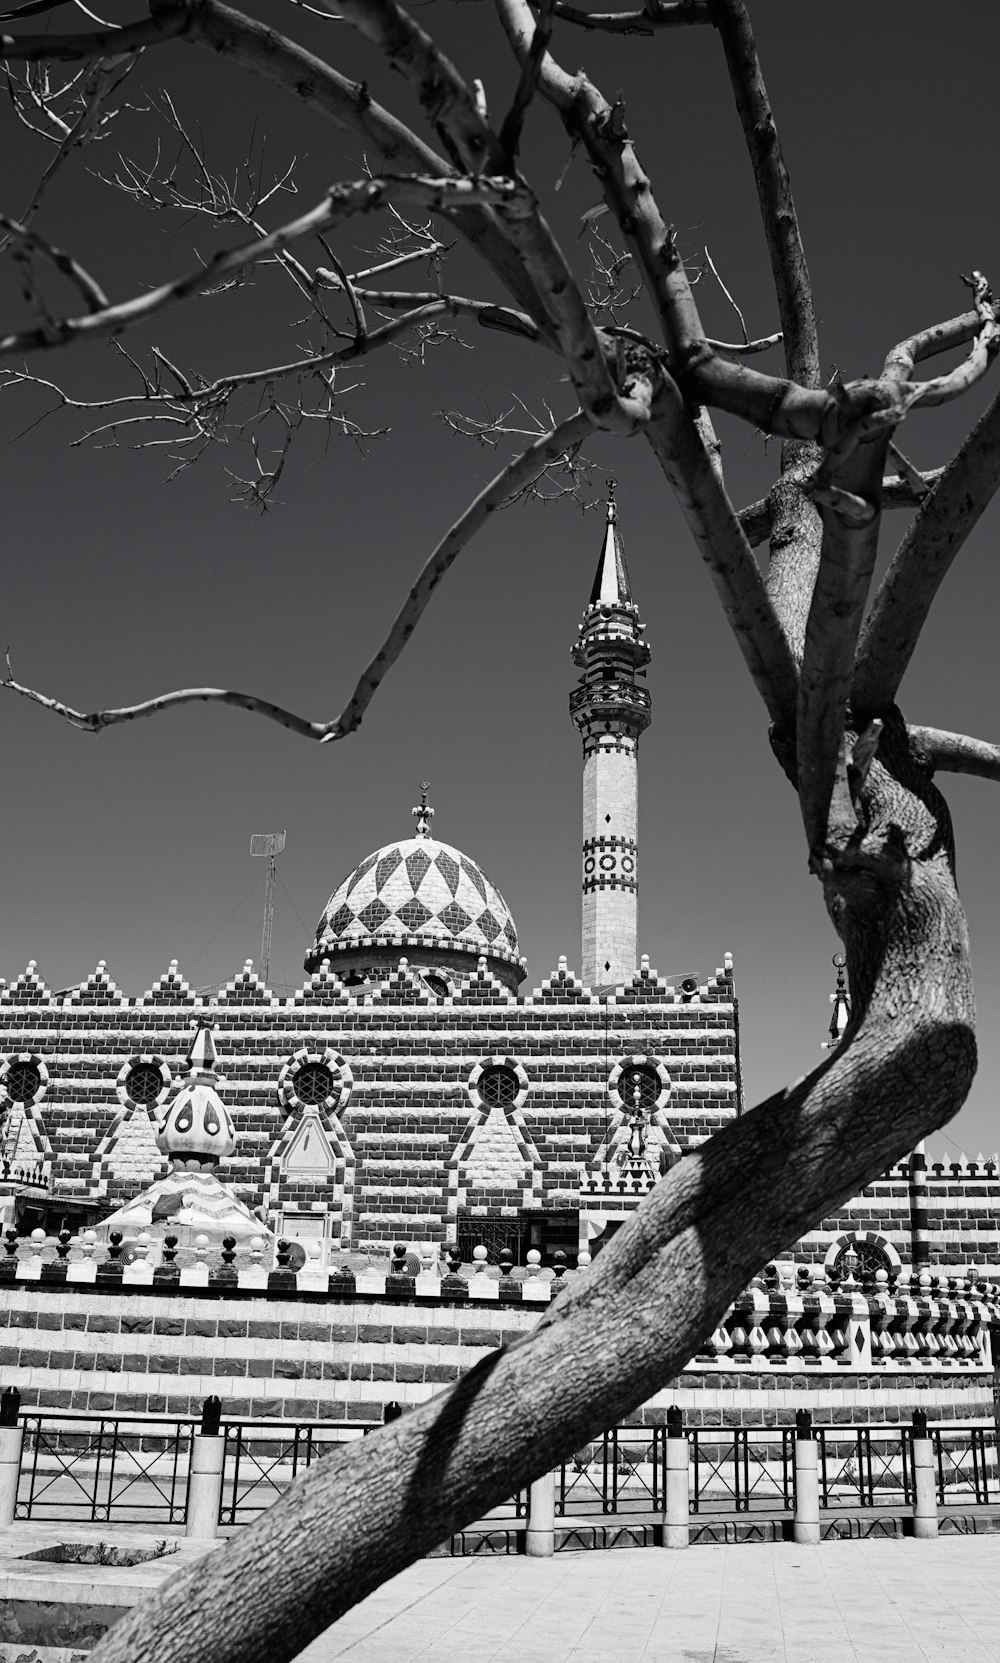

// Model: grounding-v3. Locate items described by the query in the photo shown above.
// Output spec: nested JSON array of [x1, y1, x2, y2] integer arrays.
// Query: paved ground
[[294, 1536, 1000, 1662]]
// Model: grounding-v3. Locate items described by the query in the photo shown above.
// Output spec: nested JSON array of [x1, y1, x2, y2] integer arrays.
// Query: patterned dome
[[309, 834, 522, 977]]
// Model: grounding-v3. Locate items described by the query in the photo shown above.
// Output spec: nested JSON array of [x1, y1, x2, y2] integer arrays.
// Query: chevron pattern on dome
[[313, 837, 520, 963]]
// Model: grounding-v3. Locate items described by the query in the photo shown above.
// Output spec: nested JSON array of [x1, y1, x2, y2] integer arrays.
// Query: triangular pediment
[[283, 1110, 337, 1174]]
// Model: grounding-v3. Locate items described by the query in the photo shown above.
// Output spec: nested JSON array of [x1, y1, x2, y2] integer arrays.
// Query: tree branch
[[498, 0, 554, 164], [0, 173, 525, 358], [0, 212, 108, 310], [853, 379, 1000, 713], [2, 412, 592, 743], [909, 725, 1000, 783], [710, 0, 819, 392], [796, 436, 888, 859], [738, 467, 946, 549], [156, 0, 554, 337], [336, 0, 639, 432], [0, 11, 184, 57], [533, 0, 712, 31], [644, 374, 797, 728], [89, 786, 977, 1663]]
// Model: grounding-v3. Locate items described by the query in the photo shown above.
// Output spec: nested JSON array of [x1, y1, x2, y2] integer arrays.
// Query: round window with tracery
[[834, 1240, 892, 1282], [292, 1062, 335, 1106], [480, 1065, 519, 1108], [125, 1064, 165, 1106], [4, 1061, 41, 1104], [620, 1065, 660, 1110]]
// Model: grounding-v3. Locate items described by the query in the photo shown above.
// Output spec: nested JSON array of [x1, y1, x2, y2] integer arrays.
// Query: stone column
[[911, 1410, 938, 1539], [525, 1470, 555, 1557], [663, 1407, 689, 1549], [793, 1409, 820, 1545], [186, 1401, 226, 1541], [0, 1426, 23, 1527]]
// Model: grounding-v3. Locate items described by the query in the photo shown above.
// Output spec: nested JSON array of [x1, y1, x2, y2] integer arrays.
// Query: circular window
[[4, 1061, 41, 1104], [833, 1240, 892, 1282], [292, 1062, 335, 1106], [620, 1065, 660, 1110], [480, 1065, 519, 1109], [125, 1063, 165, 1106], [424, 973, 450, 998]]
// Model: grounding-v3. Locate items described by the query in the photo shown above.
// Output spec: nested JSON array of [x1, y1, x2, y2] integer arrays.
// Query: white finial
[[412, 782, 435, 838], [169, 959, 178, 973], [243, 959, 254, 974], [558, 955, 568, 975]]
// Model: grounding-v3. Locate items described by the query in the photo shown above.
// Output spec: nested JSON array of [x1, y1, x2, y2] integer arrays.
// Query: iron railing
[[218, 1420, 373, 1525], [7, 1407, 999, 1528], [17, 1411, 197, 1524]]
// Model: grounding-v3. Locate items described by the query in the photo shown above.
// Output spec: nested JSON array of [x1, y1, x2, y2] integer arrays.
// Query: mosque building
[[0, 490, 997, 1286]]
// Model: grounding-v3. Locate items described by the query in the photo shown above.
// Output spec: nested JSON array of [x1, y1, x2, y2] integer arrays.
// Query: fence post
[[663, 1406, 689, 1549], [0, 1388, 22, 1527], [525, 1468, 555, 1557], [911, 1409, 938, 1539], [793, 1409, 820, 1544], [186, 1396, 225, 1541]]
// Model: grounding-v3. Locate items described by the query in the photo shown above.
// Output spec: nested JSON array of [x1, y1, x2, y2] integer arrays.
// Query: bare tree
[[0, 2, 997, 1658]]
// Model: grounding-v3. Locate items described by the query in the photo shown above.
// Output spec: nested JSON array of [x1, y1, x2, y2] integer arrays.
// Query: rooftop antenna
[[249, 831, 286, 984]]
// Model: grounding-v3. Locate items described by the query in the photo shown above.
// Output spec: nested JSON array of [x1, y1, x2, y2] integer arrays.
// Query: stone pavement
[[294, 1536, 1000, 1662]]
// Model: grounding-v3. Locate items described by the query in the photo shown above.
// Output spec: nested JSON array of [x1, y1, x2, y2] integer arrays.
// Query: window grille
[[4, 1062, 41, 1104], [479, 1065, 519, 1108], [125, 1064, 164, 1106], [292, 1063, 335, 1106], [833, 1240, 892, 1282], [621, 1065, 659, 1110]]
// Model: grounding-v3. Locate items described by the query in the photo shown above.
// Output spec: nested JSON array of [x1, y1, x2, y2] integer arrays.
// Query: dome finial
[[821, 952, 850, 1050], [606, 477, 617, 524], [412, 782, 435, 839]]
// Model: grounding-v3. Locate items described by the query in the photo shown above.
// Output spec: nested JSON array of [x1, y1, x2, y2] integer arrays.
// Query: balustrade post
[[0, 1389, 22, 1527], [185, 1396, 225, 1540], [663, 1406, 689, 1549], [525, 1468, 555, 1557], [792, 1409, 820, 1544], [911, 1409, 938, 1539]]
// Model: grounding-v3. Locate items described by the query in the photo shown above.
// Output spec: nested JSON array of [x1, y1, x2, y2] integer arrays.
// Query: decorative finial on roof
[[588, 479, 632, 607], [821, 953, 850, 1051], [607, 477, 617, 524], [412, 782, 434, 839]]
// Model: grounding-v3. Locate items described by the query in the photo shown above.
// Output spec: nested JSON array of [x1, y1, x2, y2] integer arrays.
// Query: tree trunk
[[92, 717, 975, 1663]]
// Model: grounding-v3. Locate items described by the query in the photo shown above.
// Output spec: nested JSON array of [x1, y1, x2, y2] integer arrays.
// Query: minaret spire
[[570, 484, 651, 988]]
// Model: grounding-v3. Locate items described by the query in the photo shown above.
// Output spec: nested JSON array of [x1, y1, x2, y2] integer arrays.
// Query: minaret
[[570, 483, 651, 987]]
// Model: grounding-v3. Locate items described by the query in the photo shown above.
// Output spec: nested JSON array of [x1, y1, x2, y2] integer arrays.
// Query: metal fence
[[16, 1411, 197, 1525], [8, 1410, 1000, 1529], [218, 1421, 372, 1525]]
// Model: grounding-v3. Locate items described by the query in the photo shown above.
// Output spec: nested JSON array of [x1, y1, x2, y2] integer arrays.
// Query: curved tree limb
[[710, 0, 819, 393], [0, 173, 526, 358], [852, 379, 1000, 713], [908, 725, 1000, 783], [0, 11, 185, 57], [739, 466, 946, 549], [537, 0, 712, 30], [643, 374, 797, 728], [337, 0, 636, 431], [2, 410, 593, 743], [90, 719, 977, 1663], [153, 0, 555, 337], [796, 436, 889, 859]]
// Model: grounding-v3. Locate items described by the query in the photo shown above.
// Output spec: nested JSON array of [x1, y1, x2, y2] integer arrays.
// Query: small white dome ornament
[[156, 1023, 237, 1171]]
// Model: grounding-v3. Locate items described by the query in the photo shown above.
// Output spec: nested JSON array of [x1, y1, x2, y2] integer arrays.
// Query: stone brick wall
[[0, 1277, 994, 1429], [0, 955, 739, 1255]]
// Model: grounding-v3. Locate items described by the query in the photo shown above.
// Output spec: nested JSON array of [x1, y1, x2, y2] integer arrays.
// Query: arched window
[[479, 1064, 520, 1108], [834, 1239, 892, 1282]]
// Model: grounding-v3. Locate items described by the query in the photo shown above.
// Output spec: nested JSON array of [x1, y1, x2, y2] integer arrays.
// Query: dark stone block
[[120, 1315, 154, 1334], [153, 1317, 184, 1336], [248, 1321, 280, 1340], [322, 1361, 350, 1381], [247, 1358, 272, 1378], [298, 1323, 330, 1342], [218, 1320, 248, 1339], [86, 1315, 119, 1333], [358, 1325, 392, 1345], [273, 1360, 303, 1380], [185, 1319, 218, 1338], [395, 1363, 425, 1383]]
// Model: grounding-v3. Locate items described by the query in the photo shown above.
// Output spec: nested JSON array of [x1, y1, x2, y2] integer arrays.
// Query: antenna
[[249, 831, 286, 984]]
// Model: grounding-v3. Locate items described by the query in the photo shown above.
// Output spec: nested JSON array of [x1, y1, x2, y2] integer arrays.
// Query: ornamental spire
[[589, 479, 633, 608], [412, 782, 434, 838]]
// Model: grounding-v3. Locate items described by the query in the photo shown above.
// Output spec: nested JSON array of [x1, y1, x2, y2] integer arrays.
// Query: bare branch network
[[1, 4, 1000, 1659]]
